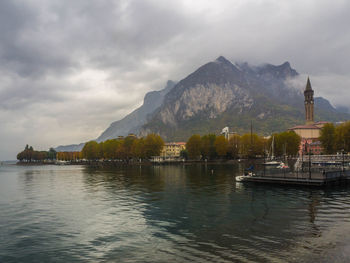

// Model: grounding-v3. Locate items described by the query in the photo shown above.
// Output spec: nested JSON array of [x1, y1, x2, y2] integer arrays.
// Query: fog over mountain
[[1, 0, 350, 159]]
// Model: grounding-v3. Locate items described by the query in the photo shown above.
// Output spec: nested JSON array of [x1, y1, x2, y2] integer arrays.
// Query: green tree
[[186, 134, 202, 159]]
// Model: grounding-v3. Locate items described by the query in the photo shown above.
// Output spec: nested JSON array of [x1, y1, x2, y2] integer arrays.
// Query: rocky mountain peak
[[215, 56, 232, 65], [257, 61, 298, 79]]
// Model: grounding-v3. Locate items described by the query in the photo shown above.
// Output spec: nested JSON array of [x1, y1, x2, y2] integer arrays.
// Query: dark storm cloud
[[1, 0, 350, 159]]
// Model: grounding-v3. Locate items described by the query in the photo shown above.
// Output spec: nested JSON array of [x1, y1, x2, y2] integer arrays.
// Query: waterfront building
[[161, 142, 186, 158]]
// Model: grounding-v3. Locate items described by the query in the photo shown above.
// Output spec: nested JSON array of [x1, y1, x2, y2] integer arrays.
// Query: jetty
[[239, 155, 350, 186], [240, 170, 350, 186]]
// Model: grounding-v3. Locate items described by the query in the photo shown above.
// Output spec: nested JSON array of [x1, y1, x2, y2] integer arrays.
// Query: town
[[17, 78, 350, 173]]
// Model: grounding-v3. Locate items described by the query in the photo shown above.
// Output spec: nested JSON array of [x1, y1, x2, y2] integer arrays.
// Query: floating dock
[[238, 170, 350, 186]]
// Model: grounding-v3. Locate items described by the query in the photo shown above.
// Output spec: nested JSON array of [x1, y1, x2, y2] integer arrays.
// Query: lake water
[[1, 163, 350, 262]]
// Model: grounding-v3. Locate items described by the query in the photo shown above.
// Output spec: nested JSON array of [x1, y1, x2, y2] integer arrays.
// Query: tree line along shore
[[16, 121, 350, 164]]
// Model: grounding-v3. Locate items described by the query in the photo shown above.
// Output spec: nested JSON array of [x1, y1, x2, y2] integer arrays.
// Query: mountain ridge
[[140, 56, 349, 140]]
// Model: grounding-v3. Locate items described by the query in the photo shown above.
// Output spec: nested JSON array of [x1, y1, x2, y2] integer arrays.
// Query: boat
[[276, 162, 289, 169], [236, 172, 254, 182], [263, 136, 283, 166], [263, 160, 282, 166]]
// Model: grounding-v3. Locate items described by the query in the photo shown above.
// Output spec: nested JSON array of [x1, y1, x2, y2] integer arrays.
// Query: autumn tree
[[335, 121, 350, 152], [132, 138, 146, 159], [201, 134, 217, 159], [186, 134, 202, 159], [270, 131, 301, 156], [82, 141, 100, 160], [240, 133, 264, 158], [214, 136, 228, 157], [143, 134, 164, 158], [227, 134, 241, 159], [123, 136, 136, 160], [102, 139, 120, 159]]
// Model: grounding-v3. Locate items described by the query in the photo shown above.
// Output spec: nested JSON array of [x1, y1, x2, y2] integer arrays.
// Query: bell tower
[[304, 77, 314, 124]]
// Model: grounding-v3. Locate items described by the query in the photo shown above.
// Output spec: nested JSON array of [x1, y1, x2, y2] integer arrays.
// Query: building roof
[[165, 142, 186, 146], [305, 77, 313, 91], [314, 121, 328, 124], [289, 124, 320, 130]]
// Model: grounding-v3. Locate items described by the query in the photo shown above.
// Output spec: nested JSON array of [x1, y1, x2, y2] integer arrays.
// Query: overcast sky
[[1, 0, 350, 160]]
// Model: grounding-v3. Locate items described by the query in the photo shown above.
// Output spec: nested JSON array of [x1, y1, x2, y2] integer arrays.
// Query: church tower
[[304, 77, 314, 124]]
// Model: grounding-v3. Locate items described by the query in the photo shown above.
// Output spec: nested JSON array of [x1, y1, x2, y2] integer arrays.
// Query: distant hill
[[55, 56, 349, 151]]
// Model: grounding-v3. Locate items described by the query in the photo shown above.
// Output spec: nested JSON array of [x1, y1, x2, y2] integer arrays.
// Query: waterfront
[[1, 163, 350, 262]]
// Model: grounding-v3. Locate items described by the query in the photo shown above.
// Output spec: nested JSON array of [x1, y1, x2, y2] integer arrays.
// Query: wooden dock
[[238, 170, 350, 186]]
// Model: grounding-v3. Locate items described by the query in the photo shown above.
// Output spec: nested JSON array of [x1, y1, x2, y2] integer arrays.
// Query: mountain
[[336, 105, 350, 114], [56, 56, 349, 151], [97, 80, 176, 142], [140, 56, 349, 140], [55, 143, 85, 152], [55, 80, 176, 152]]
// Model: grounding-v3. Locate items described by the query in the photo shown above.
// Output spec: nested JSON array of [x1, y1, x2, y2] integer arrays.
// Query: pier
[[239, 155, 350, 186], [240, 170, 350, 186]]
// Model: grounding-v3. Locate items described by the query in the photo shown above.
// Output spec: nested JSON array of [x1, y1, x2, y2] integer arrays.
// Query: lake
[[1, 163, 350, 262]]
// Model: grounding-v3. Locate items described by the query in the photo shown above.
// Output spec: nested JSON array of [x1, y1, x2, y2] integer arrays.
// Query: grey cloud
[[1, 0, 350, 159]]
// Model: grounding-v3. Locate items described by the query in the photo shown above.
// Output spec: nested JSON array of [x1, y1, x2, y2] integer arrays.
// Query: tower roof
[[305, 77, 313, 91]]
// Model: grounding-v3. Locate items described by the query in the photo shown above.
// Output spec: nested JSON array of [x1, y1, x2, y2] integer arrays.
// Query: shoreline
[[15, 159, 259, 167]]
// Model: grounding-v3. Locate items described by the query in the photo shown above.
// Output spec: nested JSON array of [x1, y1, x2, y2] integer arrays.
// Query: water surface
[[1, 163, 350, 262]]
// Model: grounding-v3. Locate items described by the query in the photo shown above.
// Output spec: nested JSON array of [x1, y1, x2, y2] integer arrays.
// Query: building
[[290, 122, 323, 139], [221, 127, 238, 140], [308, 141, 323, 155], [289, 78, 328, 154], [161, 142, 186, 158], [289, 78, 328, 139], [304, 77, 314, 124]]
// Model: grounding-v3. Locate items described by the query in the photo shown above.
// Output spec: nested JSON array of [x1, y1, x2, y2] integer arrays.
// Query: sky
[[1, 0, 350, 160]]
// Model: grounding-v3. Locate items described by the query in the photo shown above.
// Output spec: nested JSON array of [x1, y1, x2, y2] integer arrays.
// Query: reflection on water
[[1, 164, 350, 262]]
